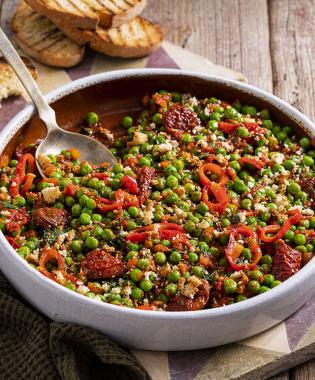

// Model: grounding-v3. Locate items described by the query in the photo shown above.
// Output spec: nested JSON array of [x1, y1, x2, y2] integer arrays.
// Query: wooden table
[[144, 1, 315, 379]]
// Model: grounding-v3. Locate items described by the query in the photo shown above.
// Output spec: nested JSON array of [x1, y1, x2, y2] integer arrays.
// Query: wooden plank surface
[[144, 1, 315, 378]]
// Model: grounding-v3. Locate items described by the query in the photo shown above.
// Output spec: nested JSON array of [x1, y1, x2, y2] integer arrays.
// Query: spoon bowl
[[0, 28, 117, 175]]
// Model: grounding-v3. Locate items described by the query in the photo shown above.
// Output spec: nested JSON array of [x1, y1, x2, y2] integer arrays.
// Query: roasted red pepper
[[10, 153, 36, 197], [225, 226, 262, 270], [121, 175, 139, 194], [38, 248, 65, 282], [199, 162, 228, 187], [202, 183, 229, 215], [238, 156, 265, 170], [96, 189, 139, 214], [258, 209, 303, 243]]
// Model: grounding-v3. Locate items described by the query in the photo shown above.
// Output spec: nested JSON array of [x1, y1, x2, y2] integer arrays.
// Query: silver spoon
[[0, 28, 117, 177]]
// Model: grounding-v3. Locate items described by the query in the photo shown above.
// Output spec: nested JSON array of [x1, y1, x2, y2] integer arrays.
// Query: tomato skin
[[272, 239, 302, 281], [6, 208, 30, 233], [32, 207, 70, 229], [137, 167, 155, 204]]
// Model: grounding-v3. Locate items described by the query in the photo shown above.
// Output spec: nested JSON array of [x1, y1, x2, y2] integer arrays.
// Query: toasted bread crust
[[24, 0, 147, 29], [12, 1, 85, 68], [0, 57, 37, 102], [52, 19, 93, 46], [90, 17, 164, 58]]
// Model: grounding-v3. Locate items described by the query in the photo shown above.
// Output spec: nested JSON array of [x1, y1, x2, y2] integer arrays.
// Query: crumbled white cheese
[[270, 152, 285, 164], [158, 142, 173, 153], [41, 186, 61, 204]]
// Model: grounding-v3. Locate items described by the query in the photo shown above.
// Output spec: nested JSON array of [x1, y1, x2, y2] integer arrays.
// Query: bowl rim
[[0, 67, 314, 320]]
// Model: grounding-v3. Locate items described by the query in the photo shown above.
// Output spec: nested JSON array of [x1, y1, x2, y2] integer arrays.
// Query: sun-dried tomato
[[162, 104, 200, 139], [81, 249, 127, 280], [167, 279, 210, 311], [272, 239, 302, 281], [6, 208, 30, 233], [137, 166, 155, 204], [32, 207, 70, 229]]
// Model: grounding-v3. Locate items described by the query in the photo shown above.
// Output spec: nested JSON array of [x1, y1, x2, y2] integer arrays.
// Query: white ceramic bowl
[[0, 69, 314, 351]]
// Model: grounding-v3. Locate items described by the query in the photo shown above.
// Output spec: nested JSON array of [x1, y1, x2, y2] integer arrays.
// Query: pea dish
[[0, 90, 314, 311]]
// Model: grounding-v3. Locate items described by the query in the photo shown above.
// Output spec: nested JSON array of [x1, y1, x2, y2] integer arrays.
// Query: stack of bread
[[11, 0, 164, 68]]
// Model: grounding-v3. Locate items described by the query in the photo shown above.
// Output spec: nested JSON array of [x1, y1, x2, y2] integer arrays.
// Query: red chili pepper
[[225, 226, 262, 270], [258, 209, 303, 243], [159, 222, 184, 232], [10, 153, 36, 197], [238, 156, 265, 170], [243, 122, 267, 136], [202, 183, 229, 215], [199, 162, 228, 187], [121, 176, 139, 194], [226, 166, 236, 181], [218, 122, 240, 134], [126, 223, 188, 244], [91, 172, 109, 180]]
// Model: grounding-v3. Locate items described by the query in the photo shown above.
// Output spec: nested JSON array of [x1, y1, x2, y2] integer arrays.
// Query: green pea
[[13, 195, 26, 207], [294, 233, 306, 246], [165, 192, 179, 204], [80, 213, 91, 225], [93, 225, 103, 238], [287, 181, 301, 195], [235, 294, 247, 302], [86, 198, 96, 210], [237, 126, 250, 138], [181, 133, 192, 144], [229, 161, 241, 172], [86, 112, 99, 125], [139, 157, 151, 167], [224, 279, 237, 294], [260, 109, 270, 119], [9, 159, 18, 167], [131, 287, 144, 300], [242, 105, 256, 116], [169, 251, 181, 264], [310, 217, 315, 229], [80, 163, 93, 176], [65, 196, 75, 207], [242, 248, 252, 260], [241, 198, 252, 210], [127, 220, 138, 231], [284, 230, 295, 241], [122, 115, 133, 128], [164, 283, 177, 296], [140, 279, 153, 292], [263, 274, 274, 287], [209, 112, 221, 121], [196, 203, 208, 216], [270, 280, 281, 288], [207, 120, 218, 131], [54, 202, 64, 209], [284, 159, 294, 170], [154, 252, 166, 265], [169, 270, 181, 283], [85, 237, 99, 250], [191, 191, 202, 202], [17, 246, 30, 257], [258, 286, 269, 294], [166, 175, 178, 189], [233, 178, 248, 193], [188, 252, 198, 264], [224, 107, 238, 119], [296, 245, 308, 253], [130, 268, 143, 282], [71, 240, 83, 253], [137, 258, 149, 270], [260, 255, 272, 265], [299, 136, 311, 150], [302, 155, 314, 166], [92, 213, 102, 222], [247, 280, 260, 294], [25, 240, 36, 251], [262, 119, 273, 129], [276, 131, 287, 142]]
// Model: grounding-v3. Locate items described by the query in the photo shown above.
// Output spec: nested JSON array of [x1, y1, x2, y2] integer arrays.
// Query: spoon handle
[[0, 28, 59, 132]]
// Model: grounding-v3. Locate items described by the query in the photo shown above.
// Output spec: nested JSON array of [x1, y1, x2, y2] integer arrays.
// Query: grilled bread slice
[[90, 17, 164, 58], [24, 0, 147, 29], [0, 56, 37, 102], [11, 1, 85, 68]]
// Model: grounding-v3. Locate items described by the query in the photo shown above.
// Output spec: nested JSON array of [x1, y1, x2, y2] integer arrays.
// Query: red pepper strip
[[199, 162, 228, 187], [238, 157, 265, 170], [97, 189, 139, 214], [21, 173, 36, 196], [226, 226, 262, 270], [159, 230, 192, 248], [38, 248, 65, 282], [226, 166, 236, 181], [6, 236, 20, 249], [202, 183, 229, 215], [258, 210, 303, 243], [10, 153, 36, 197], [159, 222, 184, 232], [121, 176, 139, 194], [218, 122, 240, 134]]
